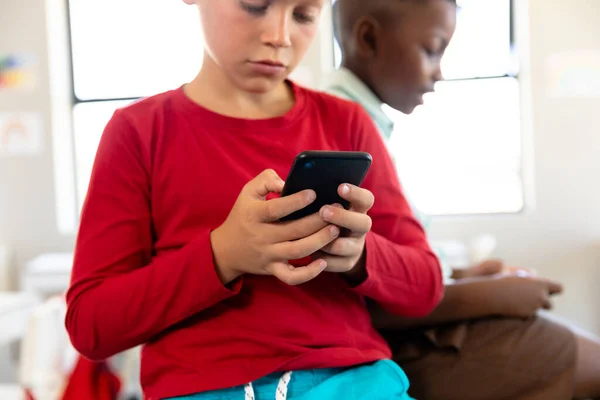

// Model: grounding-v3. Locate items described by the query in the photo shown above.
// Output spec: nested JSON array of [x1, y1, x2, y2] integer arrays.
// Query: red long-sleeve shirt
[[65, 82, 443, 399]]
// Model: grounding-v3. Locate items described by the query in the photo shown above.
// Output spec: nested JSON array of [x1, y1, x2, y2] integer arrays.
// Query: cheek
[[382, 52, 414, 89], [200, 7, 253, 62], [403, 51, 431, 87], [289, 25, 318, 65]]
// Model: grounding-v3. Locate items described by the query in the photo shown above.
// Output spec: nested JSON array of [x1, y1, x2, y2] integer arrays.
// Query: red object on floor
[[61, 356, 121, 400]]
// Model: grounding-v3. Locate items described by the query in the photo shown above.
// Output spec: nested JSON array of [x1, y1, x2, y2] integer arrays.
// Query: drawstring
[[244, 371, 292, 400], [244, 383, 255, 400]]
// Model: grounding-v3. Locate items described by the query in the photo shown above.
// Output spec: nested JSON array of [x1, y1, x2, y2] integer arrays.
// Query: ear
[[353, 16, 381, 59]]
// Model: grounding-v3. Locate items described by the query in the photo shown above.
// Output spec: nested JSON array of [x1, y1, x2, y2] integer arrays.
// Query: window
[[68, 0, 203, 210], [334, 0, 523, 216]]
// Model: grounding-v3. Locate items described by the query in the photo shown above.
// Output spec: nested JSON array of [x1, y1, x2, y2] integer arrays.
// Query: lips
[[247, 60, 288, 76], [253, 60, 286, 67]]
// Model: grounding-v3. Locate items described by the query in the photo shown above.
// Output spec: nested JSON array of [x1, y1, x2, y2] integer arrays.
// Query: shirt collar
[[323, 68, 395, 140]]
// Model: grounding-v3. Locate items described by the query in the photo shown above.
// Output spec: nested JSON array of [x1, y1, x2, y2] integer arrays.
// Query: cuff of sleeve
[[194, 230, 243, 302], [349, 231, 380, 296]]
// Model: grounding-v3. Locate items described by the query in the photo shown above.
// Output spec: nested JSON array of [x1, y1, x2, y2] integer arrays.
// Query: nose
[[261, 9, 292, 48]]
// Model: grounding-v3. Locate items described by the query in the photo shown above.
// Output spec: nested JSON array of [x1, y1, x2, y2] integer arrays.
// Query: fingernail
[[322, 207, 333, 220], [319, 260, 327, 269], [331, 226, 340, 237], [306, 190, 316, 202], [333, 203, 343, 208], [341, 184, 350, 195]]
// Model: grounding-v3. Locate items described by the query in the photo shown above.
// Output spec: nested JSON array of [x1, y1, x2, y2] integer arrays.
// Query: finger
[[271, 225, 340, 261], [320, 205, 372, 236], [513, 269, 536, 278], [477, 260, 504, 276], [450, 269, 468, 280], [261, 189, 316, 222], [268, 259, 327, 286], [338, 184, 374, 214], [312, 251, 356, 274], [245, 169, 285, 199], [542, 297, 553, 310], [546, 280, 564, 295], [271, 213, 329, 242], [319, 237, 361, 257], [505, 265, 536, 277]]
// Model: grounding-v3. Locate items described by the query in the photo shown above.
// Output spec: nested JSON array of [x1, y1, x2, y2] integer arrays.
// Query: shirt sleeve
[[348, 105, 444, 318], [65, 110, 242, 361]]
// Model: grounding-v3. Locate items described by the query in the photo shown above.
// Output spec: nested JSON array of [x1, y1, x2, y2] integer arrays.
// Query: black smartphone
[[280, 151, 372, 221]]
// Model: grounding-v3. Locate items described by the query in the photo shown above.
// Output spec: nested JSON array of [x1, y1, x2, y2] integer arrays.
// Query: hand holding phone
[[280, 151, 375, 282], [210, 169, 339, 286], [313, 183, 375, 284]]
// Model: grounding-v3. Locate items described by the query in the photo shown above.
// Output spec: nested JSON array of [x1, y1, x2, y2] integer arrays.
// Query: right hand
[[486, 274, 564, 318], [210, 169, 340, 286]]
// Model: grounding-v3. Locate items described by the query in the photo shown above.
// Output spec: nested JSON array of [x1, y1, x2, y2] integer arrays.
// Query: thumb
[[245, 169, 285, 199]]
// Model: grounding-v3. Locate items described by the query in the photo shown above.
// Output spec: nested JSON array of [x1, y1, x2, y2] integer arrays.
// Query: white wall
[[0, 0, 75, 290]]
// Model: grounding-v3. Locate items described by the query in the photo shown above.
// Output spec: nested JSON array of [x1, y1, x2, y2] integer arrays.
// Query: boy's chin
[[398, 103, 420, 115], [240, 76, 288, 94]]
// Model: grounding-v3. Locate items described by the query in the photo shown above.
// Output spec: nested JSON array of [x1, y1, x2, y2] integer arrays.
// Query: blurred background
[[1, 0, 599, 398]]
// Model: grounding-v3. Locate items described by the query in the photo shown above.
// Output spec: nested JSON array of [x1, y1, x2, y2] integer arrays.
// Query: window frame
[[65, 0, 152, 210]]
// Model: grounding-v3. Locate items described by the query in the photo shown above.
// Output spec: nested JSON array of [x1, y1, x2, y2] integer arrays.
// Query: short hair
[[332, 0, 457, 50]]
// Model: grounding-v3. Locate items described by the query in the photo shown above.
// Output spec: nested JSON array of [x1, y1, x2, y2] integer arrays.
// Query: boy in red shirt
[[65, 1, 443, 399]]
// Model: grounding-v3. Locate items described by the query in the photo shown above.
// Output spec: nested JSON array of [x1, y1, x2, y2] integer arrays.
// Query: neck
[[184, 54, 294, 119], [341, 58, 381, 102]]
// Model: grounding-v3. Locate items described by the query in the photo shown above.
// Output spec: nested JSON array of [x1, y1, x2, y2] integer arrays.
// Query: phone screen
[[280, 151, 372, 221]]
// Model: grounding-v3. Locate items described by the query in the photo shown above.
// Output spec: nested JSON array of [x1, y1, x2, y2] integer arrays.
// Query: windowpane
[[333, 0, 514, 79], [72, 100, 133, 209], [388, 77, 523, 215], [442, 0, 514, 80], [69, 0, 203, 100]]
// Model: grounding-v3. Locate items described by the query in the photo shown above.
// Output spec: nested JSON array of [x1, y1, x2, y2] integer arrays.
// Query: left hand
[[312, 184, 374, 278], [452, 259, 504, 279], [453, 260, 536, 280]]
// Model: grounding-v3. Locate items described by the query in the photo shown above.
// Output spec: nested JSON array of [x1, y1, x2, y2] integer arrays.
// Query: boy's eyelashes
[[239, 0, 268, 15], [423, 44, 447, 59], [238, 0, 317, 24], [423, 47, 441, 58], [422, 36, 449, 58], [294, 11, 317, 24]]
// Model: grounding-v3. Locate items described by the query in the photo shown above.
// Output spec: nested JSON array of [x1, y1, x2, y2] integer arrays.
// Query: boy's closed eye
[[238, 0, 320, 24], [239, 0, 269, 15], [423, 46, 439, 57], [294, 8, 319, 24], [423, 38, 448, 58]]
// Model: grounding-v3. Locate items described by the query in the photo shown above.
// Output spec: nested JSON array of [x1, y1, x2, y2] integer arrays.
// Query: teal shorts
[[170, 359, 413, 400]]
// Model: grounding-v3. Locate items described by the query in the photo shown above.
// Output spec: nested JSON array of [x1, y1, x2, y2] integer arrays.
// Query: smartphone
[[280, 151, 372, 221]]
